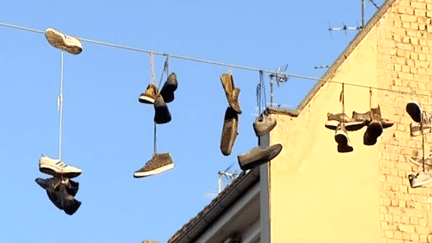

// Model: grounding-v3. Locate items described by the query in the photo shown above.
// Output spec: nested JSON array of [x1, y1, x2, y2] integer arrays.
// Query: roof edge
[[279, 0, 396, 117], [168, 167, 260, 243]]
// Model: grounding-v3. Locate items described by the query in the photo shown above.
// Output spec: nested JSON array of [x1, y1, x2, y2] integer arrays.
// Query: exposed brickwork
[[377, 0, 432, 242]]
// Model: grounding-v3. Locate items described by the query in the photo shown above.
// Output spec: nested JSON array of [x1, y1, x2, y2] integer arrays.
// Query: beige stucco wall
[[268, 0, 432, 242], [269, 23, 382, 242]]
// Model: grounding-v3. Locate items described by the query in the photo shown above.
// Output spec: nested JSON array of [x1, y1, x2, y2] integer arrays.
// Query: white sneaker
[[39, 154, 82, 178], [409, 171, 432, 188], [45, 28, 82, 54]]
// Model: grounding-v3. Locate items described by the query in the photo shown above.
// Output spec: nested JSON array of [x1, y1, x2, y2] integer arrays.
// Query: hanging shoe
[[406, 101, 422, 123], [36, 178, 81, 215], [253, 113, 277, 137], [335, 123, 353, 153], [325, 113, 365, 131], [408, 172, 432, 188], [133, 153, 174, 178], [36, 177, 79, 197], [410, 122, 432, 137], [238, 144, 283, 171], [39, 154, 82, 178], [220, 73, 242, 114], [154, 94, 172, 124], [363, 106, 393, 146], [160, 73, 178, 103], [220, 107, 239, 156], [139, 84, 158, 104], [45, 28, 82, 55]]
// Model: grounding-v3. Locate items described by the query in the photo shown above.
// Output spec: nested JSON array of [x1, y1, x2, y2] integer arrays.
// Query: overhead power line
[[0, 21, 429, 98]]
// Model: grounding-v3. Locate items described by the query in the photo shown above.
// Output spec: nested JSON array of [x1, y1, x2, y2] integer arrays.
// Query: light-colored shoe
[[39, 154, 82, 178], [238, 144, 282, 170], [409, 171, 432, 188], [220, 73, 242, 114], [133, 153, 174, 178], [45, 28, 82, 54], [253, 113, 277, 137]]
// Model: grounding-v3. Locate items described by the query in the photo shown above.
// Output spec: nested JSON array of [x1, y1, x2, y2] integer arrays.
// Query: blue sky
[[0, 0, 382, 242]]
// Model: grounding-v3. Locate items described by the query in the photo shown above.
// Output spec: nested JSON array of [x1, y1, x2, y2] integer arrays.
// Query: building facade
[[170, 0, 432, 242]]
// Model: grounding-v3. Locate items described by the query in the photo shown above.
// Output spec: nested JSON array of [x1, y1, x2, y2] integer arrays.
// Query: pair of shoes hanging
[[139, 73, 178, 124], [220, 73, 242, 156], [35, 177, 81, 215], [45, 28, 82, 55], [325, 106, 394, 152], [238, 113, 282, 171], [37, 154, 82, 215]]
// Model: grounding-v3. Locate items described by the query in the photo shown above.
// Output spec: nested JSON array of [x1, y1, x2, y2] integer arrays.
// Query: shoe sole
[[221, 107, 239, 156], [39, 164, 81, 178], [139, 95, 155, 104], [364, 121, 383, 146], [133, 163, 174, 178], [325, 121, 365, 131], [45, 28, 82, 55]]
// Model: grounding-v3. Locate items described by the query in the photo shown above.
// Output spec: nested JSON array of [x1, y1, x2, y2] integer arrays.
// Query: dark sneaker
[[139, 84, 158, 104], [45, 28, 82, 55], [335, 123, 353, 153], [408, 172, 432, 188], [253, 113, 277, 137], [363, 106, 393, 145], [238, 144, 282, 170], [406, 101, 422, 123], [220, 73, 242, 114], [36, 177, 79, 197], [154, 94, 171, 124], [325, 113, 365, 131], [160, 73, 178, 103], [220, 107, 239, 156], [133, 153, 174, 178], [37, 178, 81, 215]]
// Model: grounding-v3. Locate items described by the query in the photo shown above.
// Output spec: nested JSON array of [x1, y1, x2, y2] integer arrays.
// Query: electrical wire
[[0, 21, 430, 98]]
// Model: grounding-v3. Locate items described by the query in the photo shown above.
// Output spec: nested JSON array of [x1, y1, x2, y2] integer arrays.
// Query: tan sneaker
[[139, 84, 158, 104], [45, 28, 82, 54], [39, 154, 82, 178], [133, 153, 174, 178]]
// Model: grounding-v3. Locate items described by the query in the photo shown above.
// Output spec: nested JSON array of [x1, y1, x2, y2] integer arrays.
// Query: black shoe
[[154, 94, 171, 124], [406, 101, 422, 123], [363, 106, 392, 145], [220, 107, 239, 156], [238, 144, 282, 170], [36, 177, 79, 196], [335, 123, 353, 153], [160, 73, 178, 103]]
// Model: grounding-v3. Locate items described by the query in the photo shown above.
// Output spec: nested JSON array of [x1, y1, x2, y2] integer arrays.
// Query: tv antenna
[[328, 22, 362, 37], [314, 65, 330, 69], [269, 64, 289, 107], [218, 163, 238, 193]]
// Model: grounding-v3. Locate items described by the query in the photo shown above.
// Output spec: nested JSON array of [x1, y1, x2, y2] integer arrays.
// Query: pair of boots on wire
[[139, 73, 178, 124], [325, 105, 394, 152], [36, 154, 82, 215], [220, 72, 282, 170]]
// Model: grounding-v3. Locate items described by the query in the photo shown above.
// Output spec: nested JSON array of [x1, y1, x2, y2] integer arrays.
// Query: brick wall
[[377, 0, 432, 242]]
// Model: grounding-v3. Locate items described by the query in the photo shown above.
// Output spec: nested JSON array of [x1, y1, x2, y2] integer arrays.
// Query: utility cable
[[0, 21, 430, 98]]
